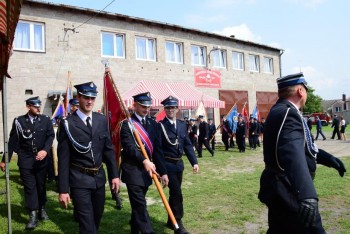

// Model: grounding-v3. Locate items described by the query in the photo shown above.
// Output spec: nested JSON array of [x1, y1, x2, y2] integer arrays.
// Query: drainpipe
[[279, 49, 285, 77]]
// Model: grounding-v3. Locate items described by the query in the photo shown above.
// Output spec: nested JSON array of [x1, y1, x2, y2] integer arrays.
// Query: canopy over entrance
[[122, 80, 225, 108]]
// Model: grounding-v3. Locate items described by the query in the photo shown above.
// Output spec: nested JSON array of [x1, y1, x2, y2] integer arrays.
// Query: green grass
[[1, 146, 349, 234]]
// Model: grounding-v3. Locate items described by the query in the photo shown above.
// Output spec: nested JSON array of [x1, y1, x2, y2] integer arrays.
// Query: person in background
[[208, 118, 216, 151], [249, 116, 258, 150], [235, 114, 246, 153], [259, 72, 346, 233], [69, 98, 79, 114], [119, 92, 167, 234], [331, 114, 341, 140], [188, 118, 198, 152], [197, 115, 214, 157], [221, 116, 231, 151], [57, 82, 120, 234], [307, 116, 313, 131], [260, 117, 265, 142], [159, 95, 199, 234], [0, 96, 54, 230], [314, 116, 326, 141], [340, 116, 347, 141]]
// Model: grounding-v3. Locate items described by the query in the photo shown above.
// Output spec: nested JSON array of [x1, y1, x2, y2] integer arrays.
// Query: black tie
[[86, 117, 92, 133], [32, 117, 36, 125], [141, 118, 146, 128]]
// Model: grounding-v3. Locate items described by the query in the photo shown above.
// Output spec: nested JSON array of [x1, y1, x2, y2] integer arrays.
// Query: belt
[[70, 163, 102, 176], [165, 157, 182, 163]]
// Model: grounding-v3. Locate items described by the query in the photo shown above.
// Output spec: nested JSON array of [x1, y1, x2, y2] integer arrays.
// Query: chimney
[[343, 94, 347, 110]]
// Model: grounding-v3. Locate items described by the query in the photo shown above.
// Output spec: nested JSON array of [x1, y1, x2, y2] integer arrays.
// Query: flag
[[103, 68, 127, 165], [225, 104, 238, 133], [241, 103, 249, 122], [195, 100, 207, 121], [252, 105, 260, 122], [155, 108, 166, 122], [51, 96, 65, 120], [64, 71, 73, 116]]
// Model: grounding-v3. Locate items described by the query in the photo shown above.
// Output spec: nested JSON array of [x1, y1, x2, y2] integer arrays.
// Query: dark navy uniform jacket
[[198, 121, 209, 140], [208, 123, 216, 139], [57, 112, 119, 193], [159, 118, 197, 172], [259, 99, 317, 211], [4, 114, 54, 169], [120, 114, 166, 187]]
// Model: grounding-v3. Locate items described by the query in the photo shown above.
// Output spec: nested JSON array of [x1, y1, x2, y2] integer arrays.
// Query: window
[[191, 45, 206, 66], [135, 37, 156, 61], [264, 57, 273, 73], [249, 54, 260, 72], [213, 49, 226, 68], [335, 106, 341, 112], [232, 51, 244, 70], [14, 21, 45, 52], [101, 32, 125, 58], [165, 41, 183, 64]]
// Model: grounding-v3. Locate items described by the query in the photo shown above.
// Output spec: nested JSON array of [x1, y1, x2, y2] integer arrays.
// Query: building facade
[[0, 0, 283, 143]]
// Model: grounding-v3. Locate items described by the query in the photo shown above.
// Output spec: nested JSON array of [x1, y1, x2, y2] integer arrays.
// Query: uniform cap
[[133, 92, 152, 107], [198, 115, 204, 119], [277, 72, 308, 90], [69, 98, 79, 106], [25, 96, 41, 107], [74, 82, 98, 97], [161, 95, 178, 107]]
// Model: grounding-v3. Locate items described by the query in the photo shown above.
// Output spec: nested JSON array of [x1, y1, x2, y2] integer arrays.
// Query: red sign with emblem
[[194, 68, 221, 88]]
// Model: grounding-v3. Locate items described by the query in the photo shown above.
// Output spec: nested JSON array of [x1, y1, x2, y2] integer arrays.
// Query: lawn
[[0, 144, 349, 234]]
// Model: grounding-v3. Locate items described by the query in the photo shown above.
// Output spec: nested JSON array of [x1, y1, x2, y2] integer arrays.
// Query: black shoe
[[26, 210, 38, 229], [323, 138, 326, 140], [211, 152, 214, 157], [174, 220, 189, 234], [198, 155, 202, 158], [39, 207, 49, 220]]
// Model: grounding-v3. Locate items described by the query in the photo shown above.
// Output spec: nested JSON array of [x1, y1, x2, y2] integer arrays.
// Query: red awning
[[122, 80, 225, 108]]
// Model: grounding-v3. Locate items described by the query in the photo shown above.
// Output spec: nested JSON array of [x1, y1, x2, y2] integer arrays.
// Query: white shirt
[[76, 109, 92, 126], [166, 117, 176, 129], [134, 113, 146, 124]]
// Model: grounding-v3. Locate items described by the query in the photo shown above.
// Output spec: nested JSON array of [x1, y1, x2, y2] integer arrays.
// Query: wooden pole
[[105, 68, 179, 230]]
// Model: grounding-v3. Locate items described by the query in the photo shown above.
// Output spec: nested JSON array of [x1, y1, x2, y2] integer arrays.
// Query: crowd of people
[[0, 73, 348, 233]]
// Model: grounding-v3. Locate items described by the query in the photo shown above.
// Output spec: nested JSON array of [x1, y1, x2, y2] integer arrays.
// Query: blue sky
[[47, 0, 349, 100]]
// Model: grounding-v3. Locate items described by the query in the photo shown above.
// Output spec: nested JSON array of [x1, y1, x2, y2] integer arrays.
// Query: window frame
[[165, 41, 183, 64], [232, 51, 244, 70], [191, 45, 206, 66], [13, 20, 45, 52], [213, 49, 227, 69], [135, 36, 157, 61], [249, 54, 260, 72], [101, 31, 125, 58], [264, 57, 273, 73]]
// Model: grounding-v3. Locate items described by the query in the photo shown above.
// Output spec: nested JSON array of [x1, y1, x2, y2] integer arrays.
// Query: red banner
[[103, 69, 127, 165], [194, 68, 221, 88]]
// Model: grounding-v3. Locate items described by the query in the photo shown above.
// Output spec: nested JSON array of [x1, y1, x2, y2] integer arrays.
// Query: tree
[[303, 86, 323, 113]]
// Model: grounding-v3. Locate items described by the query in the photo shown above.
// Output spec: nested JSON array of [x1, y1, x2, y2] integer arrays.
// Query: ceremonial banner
[[64, 71, 73, 116], [103, 68, 127, 165], [226, 104, 238, 133], [194, 68, 221, 88], [252, 105, 260, 122]]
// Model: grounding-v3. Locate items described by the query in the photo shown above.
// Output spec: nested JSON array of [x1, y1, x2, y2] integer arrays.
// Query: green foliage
[[304, 86, 323, 113], [1, 148, 349, 234]]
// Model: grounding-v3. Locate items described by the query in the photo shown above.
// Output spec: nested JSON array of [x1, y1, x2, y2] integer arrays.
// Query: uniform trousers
[[267, 197, 325, 234], [222, 135, 229, 150], [236, 136, 246, 152], [70, 186, 105, 234], [126, 184, 154, 234], [19, 166, 47, 211], [197, 138, 214, 156], [168, 171, 184, 221]]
